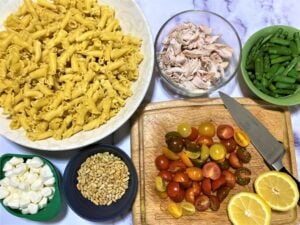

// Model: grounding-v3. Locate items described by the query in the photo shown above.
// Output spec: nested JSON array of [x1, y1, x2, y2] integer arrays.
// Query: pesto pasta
[[0, 0, 144, 141]]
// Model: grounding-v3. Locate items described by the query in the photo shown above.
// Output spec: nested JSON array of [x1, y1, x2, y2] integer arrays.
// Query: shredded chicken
[[159, 22, 233, 91]]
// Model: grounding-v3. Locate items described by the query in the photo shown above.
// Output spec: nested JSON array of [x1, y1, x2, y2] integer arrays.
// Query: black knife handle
[[279, 166, 300, 204]]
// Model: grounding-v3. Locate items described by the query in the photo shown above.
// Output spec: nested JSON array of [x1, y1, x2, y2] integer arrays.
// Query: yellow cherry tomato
[[167, 202, 183, 218], [198, 121, 215, 137], [209, 143, 227, 161], [186, 167, 203, 181], [162, 146, 180, 160], [234, 128, 250, 147], [178, 151, 194, 167]]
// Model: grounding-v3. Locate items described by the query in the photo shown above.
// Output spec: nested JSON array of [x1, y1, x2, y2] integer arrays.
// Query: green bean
[[255, 54, 264, 80], [274, 76, 296, 83], [270, 54, 280, 59], [287, 68, 298, 77], [273, 89, 296, 95], [269, 83, 277, 91], [270, 37, 290, 46], [275, 82, 297, 89], [254, 80, 272, 95], [290, 40, 298, 56], [282, 57, 298, 76], [268, 46, 292, 55], [294, 32, 300, 54], [263, 55, 270, 73], [270, 56, 292, 64], [247, 37, 264, 66]]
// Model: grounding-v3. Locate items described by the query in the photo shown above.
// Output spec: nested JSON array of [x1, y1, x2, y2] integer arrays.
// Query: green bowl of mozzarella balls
[[0, 154, 61, 221]]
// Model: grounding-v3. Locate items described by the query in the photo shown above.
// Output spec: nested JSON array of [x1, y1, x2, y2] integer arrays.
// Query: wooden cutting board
[[131, 98, 298, 225]]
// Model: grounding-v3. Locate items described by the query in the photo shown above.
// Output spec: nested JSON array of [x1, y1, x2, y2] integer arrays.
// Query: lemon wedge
[[228, 192, 271, 225], [254, 171, 299, 211]]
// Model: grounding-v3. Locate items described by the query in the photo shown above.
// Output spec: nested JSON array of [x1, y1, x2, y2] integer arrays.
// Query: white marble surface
[[1, 0, 300, 225]]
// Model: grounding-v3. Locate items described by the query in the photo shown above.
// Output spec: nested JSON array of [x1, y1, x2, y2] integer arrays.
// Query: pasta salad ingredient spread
[[159, 22, 233, 90], [76, 152, 129, 206], [0, 0, 143, 141], [154, 121, 252, 218], [0, 156, 55, 214]]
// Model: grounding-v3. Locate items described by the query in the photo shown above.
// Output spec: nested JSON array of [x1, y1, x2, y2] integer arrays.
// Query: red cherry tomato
[[168, 160, 186, 173], [155, 154, 170, 171], [202, 162, 221, 180], [220, 138, 237, 153], [191, 181, 201, 196], [158, 170, 173, 182], [185, 187, 197, 204], [201, 178, 211, 195], [196, 136, 214, 147], [211, 175, 226, 191], [222, 170, 236, 188], [167, 181, 185, 203], [187, 127, 199, 141], [217, 124, 234, 139]]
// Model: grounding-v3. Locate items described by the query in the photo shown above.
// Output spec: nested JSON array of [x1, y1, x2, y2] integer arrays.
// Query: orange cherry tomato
[[196, 135, 214, 147], [187, 127, 199, 141], [198, 121, 215, 137], [233, 128, 250, 147], [186, 167, 203, 181], [178, 151, 194, 167]]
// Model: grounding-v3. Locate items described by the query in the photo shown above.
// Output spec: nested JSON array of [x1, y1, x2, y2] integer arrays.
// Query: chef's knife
[[219, 91, 300, 193]]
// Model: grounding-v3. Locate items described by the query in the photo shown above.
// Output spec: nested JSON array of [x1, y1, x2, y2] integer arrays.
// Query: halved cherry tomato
[[201, 178, 211, 195], [222, 170, 236, 188], [168, 160, 186, 173], [155, 154, 170, 171], [167, 202, 183, 218], [198, 121, 215, 137], [158, 170, 173, 182], [185, 187, 197, 204], [191, 181, 201, 196], [162, 146, 180, 160], [211, 175, 226, 191], [233, 128, 250, 147], [187, 127, 199, 141], [217, 124, 234, 139], [178, 151, 194, 167], [167, 181, 185, 202], [174, 172, 190, 183], [209, 143, 226, 161], [186, 167, 203, 181], [220, 138, 237, 153], [202, 162, 221, 180], [197, 135, 213, 147], [228, 152, 242, 169], [177, 123, 192, 138], [195, 195, 210, 211]]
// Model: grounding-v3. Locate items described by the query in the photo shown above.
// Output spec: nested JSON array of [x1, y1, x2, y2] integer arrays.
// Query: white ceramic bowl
[[0, 0, 154, 150]]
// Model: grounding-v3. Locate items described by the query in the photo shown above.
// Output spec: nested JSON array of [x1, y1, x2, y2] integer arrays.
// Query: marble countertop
[[0, 0, 300, 225]]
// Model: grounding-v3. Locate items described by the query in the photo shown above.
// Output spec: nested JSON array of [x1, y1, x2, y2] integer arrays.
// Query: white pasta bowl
[[0, 0, 154, 150]]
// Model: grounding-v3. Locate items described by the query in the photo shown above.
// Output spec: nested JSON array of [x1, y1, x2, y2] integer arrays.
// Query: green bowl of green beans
[[241, 25, 300, 106]]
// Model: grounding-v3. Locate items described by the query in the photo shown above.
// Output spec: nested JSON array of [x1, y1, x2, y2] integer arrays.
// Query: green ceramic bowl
[[241, 25, 300, 106], [0, 154, 62, 221]]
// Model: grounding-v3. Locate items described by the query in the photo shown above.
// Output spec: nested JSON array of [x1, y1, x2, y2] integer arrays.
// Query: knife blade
[[219, 91, 300, 193]]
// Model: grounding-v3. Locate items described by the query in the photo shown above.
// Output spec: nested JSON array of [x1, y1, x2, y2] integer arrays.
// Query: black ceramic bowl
[[63, 144, 138, 222]]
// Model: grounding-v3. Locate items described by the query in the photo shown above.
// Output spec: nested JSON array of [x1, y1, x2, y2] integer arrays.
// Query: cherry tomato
[[191, 181, 201, 196], [162, 146, 180, 160], [158, 170, 173, 182], [228, 152, 242, 169], [200, 144, 210, 161], [167, 181, 185, 202], [167, 202, 183, 218], [174, 172, 190, 183], [209, 195, 220, 211], [235, 167, 251, 186], [209, 143, 227, 161], [168, 160, 186, 173], [187, 127, 199, 141], [234, 128, 250, 147], [218, 159, 230, 170], [236, 147, 251, 163], [195, 195, 210, 211], [155, 154, 170, 171], [186, 167, 203, 181], [197, 136, 213, 147], [177, 123, 192, 138], [202, 162, 221, 180], [220, 138, 237, 153], [155, 176, 166, 192], [198, 122, 215, 137], [167, 136, 184, 153], [185, 141, 200, 153], [222, 170, 236, 188], [178, 151, 194, 167], [201, 178, 211, 195], [217, 124, 234, 139], [165, 131, 181, 144], [211, 175, 226, 191], [185, 187, 197, 204], [217, 186, 231, 202]]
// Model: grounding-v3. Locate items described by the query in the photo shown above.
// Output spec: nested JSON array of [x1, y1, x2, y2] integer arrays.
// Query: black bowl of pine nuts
[[63, 144, 138, 222]]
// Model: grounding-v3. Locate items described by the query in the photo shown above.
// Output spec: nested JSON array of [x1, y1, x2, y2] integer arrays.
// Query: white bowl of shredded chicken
[[155, 10, 242, 97]]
